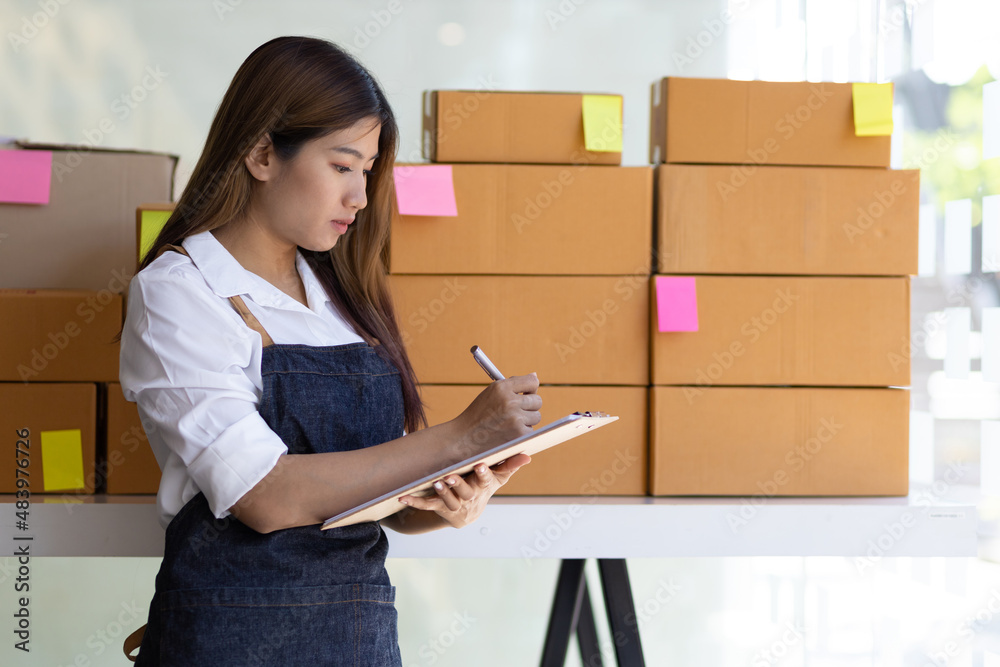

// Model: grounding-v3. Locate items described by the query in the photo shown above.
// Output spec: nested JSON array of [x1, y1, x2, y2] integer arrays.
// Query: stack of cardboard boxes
[[0, 141, 176, 496], [390, 91, 653, 495], [646, 78, 916, 496], [3, 79, 915, 503]]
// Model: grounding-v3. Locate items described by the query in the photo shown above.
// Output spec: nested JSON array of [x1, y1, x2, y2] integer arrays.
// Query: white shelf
[[0, 486, 979, 558]]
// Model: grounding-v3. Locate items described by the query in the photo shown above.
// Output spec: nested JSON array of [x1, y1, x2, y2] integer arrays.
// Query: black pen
[[470, 345, 505, 381]]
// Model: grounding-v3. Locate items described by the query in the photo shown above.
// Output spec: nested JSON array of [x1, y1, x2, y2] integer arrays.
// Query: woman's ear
[[244, 134, 276, 182]]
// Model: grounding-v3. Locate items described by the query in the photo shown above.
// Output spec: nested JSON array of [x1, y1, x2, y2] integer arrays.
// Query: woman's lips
[[331, 219, 353, 233]]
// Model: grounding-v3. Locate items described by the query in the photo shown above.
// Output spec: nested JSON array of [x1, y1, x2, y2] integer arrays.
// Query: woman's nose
[[344, 174, 368, 210]]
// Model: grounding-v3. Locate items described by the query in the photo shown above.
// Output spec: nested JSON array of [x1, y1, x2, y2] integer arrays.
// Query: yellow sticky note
[[40, 429, 85, 491], [852, 82, 894, 136], [139, 209, 172, 261], [582, 95, 623, 152]]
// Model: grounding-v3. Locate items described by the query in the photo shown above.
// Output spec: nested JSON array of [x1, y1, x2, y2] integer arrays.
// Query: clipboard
[[321, 411, 619, 530]]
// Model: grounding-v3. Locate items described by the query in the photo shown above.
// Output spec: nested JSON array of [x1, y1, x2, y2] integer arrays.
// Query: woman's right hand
[[451, 373, 542, 456]]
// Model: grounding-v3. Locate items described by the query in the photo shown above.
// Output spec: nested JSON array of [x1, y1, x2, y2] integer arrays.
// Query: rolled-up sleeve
[[120, 269, 288, 520]]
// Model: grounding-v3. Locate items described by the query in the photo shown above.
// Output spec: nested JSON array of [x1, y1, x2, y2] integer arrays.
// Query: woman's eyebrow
[[329, 146, 379, 162]]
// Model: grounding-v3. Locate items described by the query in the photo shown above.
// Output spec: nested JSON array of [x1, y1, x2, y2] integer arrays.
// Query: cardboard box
[[0, 141, 177, 290], [650, 275, 909, 386], [649, 386, 909, 496], [0, 289, 122, 382], [418, 384, 647, 495], [105, 382, 161, 494], [649, 78, 891, 167], [0, 383, 97, 494], [391, 275, 649, 385], [423, 91, 622, 165], [391, 165, 652, 274], [657, 165, 919, 275]]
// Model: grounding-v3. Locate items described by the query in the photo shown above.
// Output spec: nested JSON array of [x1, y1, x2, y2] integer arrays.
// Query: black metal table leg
[[540, 559, 588, 667], [597, 559, 645, 667], [576, 581, 605, 667]]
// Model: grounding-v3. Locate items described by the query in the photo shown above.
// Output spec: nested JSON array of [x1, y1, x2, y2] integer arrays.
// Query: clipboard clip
[[573, 411, 610, 418]]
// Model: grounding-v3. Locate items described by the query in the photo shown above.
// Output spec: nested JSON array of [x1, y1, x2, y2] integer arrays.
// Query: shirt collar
[[295, 250, 334, 315], [181, 230, 332, 313]]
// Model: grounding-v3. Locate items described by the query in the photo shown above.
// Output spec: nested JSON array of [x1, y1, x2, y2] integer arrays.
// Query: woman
[[119, 35, 541, 665]]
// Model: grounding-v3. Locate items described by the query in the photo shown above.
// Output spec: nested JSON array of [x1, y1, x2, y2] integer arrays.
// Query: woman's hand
[[451, 373, 542, 457], [397, 454, 531, 528]]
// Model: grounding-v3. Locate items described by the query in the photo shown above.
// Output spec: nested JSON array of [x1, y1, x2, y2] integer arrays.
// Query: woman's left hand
[[398, 454, 531, 529]]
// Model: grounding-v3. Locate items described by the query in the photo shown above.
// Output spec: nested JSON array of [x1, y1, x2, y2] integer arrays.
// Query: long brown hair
[[131, 35, 426, 433]]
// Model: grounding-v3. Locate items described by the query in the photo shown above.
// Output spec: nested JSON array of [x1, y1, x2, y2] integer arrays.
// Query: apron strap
[[123, 623, 145, 661], [229, 294, 275, 348], [152, 242, 275, 348]]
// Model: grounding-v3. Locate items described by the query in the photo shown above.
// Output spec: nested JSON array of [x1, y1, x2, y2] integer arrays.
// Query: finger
[[468, 463, 499, 490], [520, 393, 543, 411], [433, 480, 462, 512], [443, 474, 476, 501], [504, 372, 539, 395], [490, 454, 531, 484], [522, 409, 542, 427], [398, 494, 445, 513]]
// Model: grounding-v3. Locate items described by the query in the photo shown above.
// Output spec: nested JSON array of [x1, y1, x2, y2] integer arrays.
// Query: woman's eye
[[362, 169, 373, 177], [334, 165, 352, 174]]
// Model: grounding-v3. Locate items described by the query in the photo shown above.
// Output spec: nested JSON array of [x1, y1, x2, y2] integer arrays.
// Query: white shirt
[[119, 230, 366, 529]]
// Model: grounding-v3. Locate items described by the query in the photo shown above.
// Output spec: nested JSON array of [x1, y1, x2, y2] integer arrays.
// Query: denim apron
[[126, 245, 404, 666]]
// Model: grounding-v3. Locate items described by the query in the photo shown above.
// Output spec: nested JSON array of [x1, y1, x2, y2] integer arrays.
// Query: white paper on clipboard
[[321, 412, 619, 530]]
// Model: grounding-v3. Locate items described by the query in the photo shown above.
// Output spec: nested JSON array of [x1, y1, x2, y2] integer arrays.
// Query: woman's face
[[253, 117, 382, 253]]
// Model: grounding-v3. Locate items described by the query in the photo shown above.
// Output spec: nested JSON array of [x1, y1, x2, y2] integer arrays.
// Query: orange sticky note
[[852, 83, 894, 136], [655, 276, 699, 332], [40, 429, 85, 491]]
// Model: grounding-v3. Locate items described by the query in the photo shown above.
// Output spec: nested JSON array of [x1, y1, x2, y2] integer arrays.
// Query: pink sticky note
[[0, 150, 52, 204], [393, 165, 458, 216], [655, 276, 699, 332]]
